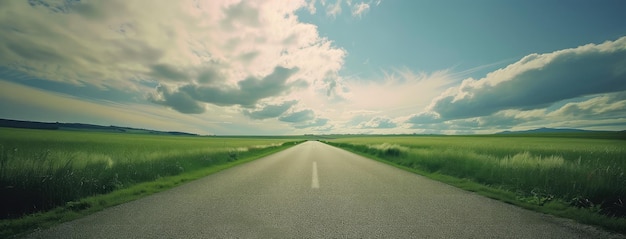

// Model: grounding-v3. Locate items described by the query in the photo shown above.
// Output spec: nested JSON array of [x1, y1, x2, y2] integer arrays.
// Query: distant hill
[[495, 127, 626, 140], [496, 127, 596, 134], [0, 118, 197, 136]]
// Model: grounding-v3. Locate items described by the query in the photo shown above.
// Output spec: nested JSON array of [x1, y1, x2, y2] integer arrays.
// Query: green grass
[[325, 134, 626, 234], [0, 128, 302, 238]]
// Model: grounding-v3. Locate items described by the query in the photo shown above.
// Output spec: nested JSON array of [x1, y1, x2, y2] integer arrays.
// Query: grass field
[[2, 128, 625, 235], [325, 134, 626, 232], [0, 128, 301, 221]]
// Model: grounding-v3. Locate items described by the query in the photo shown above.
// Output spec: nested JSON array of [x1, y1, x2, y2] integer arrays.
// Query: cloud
[[0, 0, 346, 113], [307, 0, 317, 14], [148, 84, 204, 114], [326, 0, 343, 18], [0, 79, 214, 134], [466, 93, 626, 131], [276, 107, 329, 129], [343, 68, 453, 116], [197, 68, 224, 84], [243, 100, 298, 120], [317, 0, 378, 18], [152, 66, 300, 112], [220, 1, 260, 28], [357, 116, 396, 129], [150, 64, 188, 82], [409, 91, 626, 132], [294, 118, 329, 129], [406, 111, 442, 124], [184, 66, 300, 107], [447, 109, 545, 130], [279, 109, 315, 123], [548, 92, 626, 120], [402, 37, 626, 133], [351, 2, 370, 17], [422, 36, 626, 121]]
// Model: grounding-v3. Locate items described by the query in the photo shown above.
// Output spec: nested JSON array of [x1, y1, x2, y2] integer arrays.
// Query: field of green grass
[[325, 134, 626, 232], [3, 128, 625, 235], [0, 127, 302, 236]]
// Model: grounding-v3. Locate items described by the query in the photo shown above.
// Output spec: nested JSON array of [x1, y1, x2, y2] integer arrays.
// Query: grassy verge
[[324, 137, 626, 235], [0, 141, 299, 238], [0, 128, 303, 238]]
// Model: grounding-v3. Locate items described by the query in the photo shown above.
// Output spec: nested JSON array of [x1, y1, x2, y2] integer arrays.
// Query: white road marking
[[312, 161, 319, 189]]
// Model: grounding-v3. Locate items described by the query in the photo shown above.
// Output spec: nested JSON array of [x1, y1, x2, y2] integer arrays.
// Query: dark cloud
[[28, 0, 78, 14], [275, 106, 329, 129], [428, 36, 626, 121], [27, 0, 106, 19], [237, 51, 260, 63], [322, 75, 349, 102], [71, 2, 103, 19], [196, 66, 228, 84], [413, 91, 626, 131], [197, 70, 220, 84], [151, 66, 299, 113], [182, 66, 298, 107], [6, 40, 68, 63], [0, 2, 166, 88], [244, 100, 298, 120], [114, 39, 165, 64], [150, 64, 188, 82], [0, 67, 140, 103], [325, 77, 337, 97], [148, 85, 204, 114], [279, 109, 315, 123]]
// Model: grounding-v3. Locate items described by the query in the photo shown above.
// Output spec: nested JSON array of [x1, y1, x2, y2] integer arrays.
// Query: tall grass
[[0, 128, 295, 219], [327, 135, 626, 217]]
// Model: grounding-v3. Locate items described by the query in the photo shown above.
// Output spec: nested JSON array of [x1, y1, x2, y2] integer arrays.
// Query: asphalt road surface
[[26, 141, 622, 238]]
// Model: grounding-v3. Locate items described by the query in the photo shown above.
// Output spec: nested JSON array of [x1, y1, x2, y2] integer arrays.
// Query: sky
[[1, 0, 625, 135]]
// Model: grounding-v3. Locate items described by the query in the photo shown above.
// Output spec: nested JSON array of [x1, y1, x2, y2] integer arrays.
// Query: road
[[26, 141, 621, 238]]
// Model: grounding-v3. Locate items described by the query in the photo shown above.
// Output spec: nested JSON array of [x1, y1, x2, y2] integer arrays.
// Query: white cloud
[[318, 0, 377, 18], [281, 67, 453, 133], [345, 68, 453, 116], [0, 0, 346, 114], [307, 0, 317, 14], [409, 36, 626, 124], [351, 2, 370, 17], [401, 37, 626, 133], [3, 1, 623, 135], [357, 116, 396, 129], [405, 92, 626, 133], [283, 68, 454, 133], [326, 0, 343, 18], [548, 92, 626, 120]]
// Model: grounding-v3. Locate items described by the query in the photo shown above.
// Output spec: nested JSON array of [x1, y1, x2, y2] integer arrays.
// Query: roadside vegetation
[[325, 134, 626, 233], [0, 128, 302, 237]]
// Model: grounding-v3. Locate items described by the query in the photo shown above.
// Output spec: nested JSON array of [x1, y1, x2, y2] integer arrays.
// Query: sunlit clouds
[[0, 0, 625, 134], [407, 37, 626, 133]]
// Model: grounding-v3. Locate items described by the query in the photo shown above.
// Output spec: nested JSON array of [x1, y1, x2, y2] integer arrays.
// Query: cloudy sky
[[1, 0, 625, 135]]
